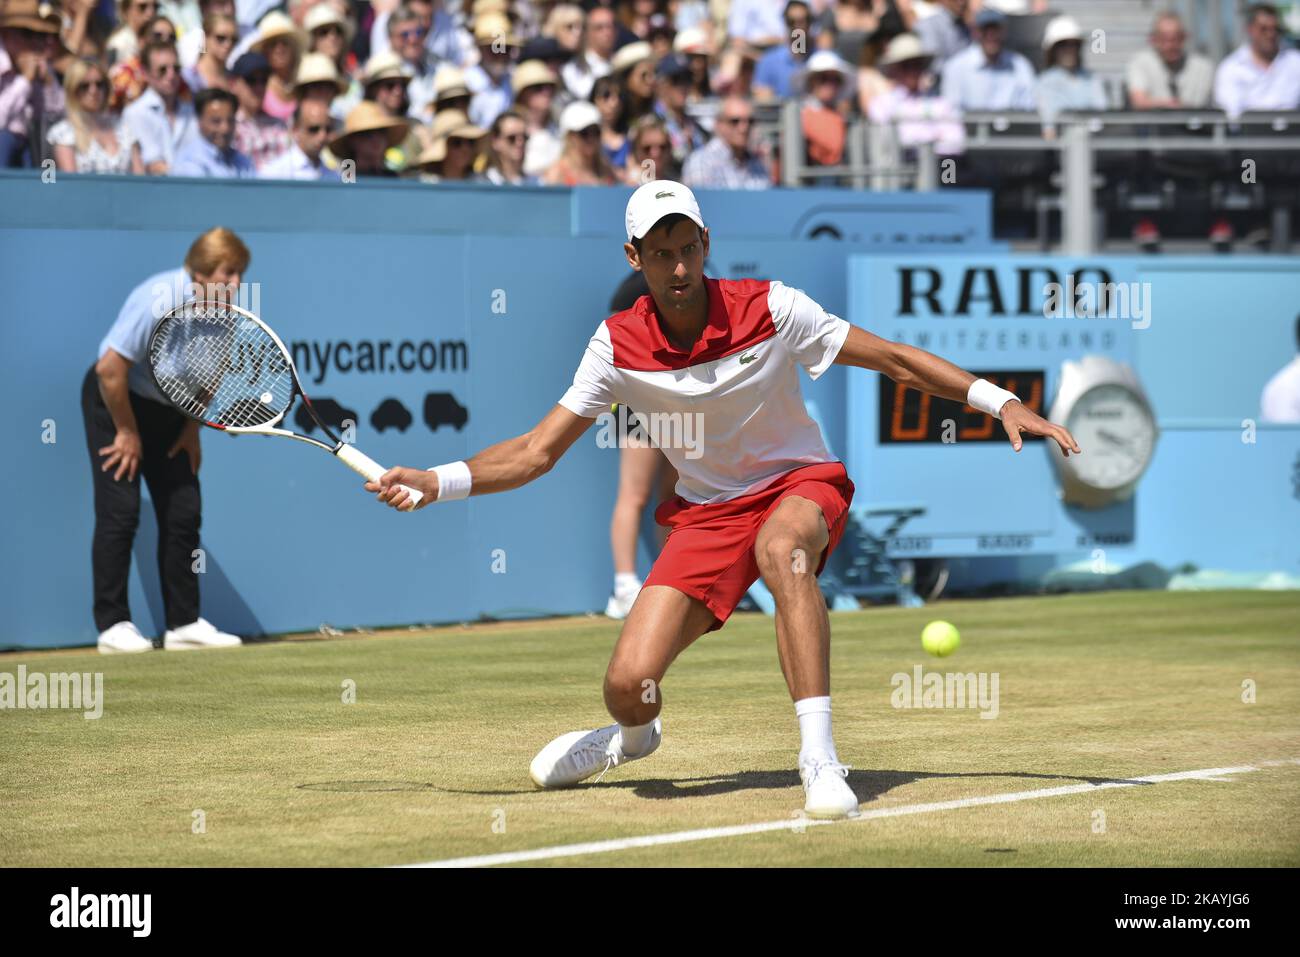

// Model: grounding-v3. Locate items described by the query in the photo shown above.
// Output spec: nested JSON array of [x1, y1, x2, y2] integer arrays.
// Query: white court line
[[400, 758, 1300, 869]]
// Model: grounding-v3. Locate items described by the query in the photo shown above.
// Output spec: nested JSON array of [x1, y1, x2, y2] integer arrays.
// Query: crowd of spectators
[[2, 0, 1298, 187]]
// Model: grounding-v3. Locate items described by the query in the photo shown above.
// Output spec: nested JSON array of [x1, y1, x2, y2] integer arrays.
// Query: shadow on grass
[[296, 768, 1153, 802]]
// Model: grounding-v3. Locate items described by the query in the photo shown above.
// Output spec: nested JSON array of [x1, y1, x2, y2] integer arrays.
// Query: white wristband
[[967, 379, 1019, 420], [427, 461, 472, 501]]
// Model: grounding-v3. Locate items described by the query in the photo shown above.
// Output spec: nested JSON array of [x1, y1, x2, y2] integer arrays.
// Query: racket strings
[[149, 302, 295, 428]]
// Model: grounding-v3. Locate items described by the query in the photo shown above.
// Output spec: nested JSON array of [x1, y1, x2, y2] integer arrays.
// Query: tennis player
[[368, 181, 1080, 818]]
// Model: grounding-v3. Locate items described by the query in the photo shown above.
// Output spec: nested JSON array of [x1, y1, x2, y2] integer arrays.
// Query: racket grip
[[337, 444, 425, 507]]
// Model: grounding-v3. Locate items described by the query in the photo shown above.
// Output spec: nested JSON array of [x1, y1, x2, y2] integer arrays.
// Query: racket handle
[[336, 444, 425, 508]]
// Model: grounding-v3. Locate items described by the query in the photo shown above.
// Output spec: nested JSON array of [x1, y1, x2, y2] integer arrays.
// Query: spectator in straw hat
[[362, 49, 412, 117], [230, 50, 291, 170], [466, 12, 521, 128], [610, 39, 655, 120], [477, 107, 539, 185], [673, 24, 714, 101], [331, 99, 409, 176], [868, 32, 963, 155], [513, 58, 563, 176], [410, 106, 484, 182], [305, 1, 353, 72], [259, 96, 340, 179], [294, 51, 348, 111], [547, 4, 586, 56], [253, 10, 306, 120], [360, 50, 420, 169], [1, 0, 64, 166], [542, 97, 616, 184], [799, 49, 851, 167], [427, 64, 472, 121]]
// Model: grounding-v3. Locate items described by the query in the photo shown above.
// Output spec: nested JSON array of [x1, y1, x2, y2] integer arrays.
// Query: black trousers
[[81, 365, 202, 633]]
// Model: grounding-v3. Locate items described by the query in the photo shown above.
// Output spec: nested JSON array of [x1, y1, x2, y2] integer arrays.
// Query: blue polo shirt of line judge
[[98, 267, 194, 405]]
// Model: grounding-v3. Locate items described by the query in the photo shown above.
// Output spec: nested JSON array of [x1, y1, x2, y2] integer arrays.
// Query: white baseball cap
[[625, 180, 705, 242], [559, 99, 602, 134]]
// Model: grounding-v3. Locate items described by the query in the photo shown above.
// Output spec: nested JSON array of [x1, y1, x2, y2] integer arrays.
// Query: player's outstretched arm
[[834, 325, 1081, 456], [365, 404, 595, 511]]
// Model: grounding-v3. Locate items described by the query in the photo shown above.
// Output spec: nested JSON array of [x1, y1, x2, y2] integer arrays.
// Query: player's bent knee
[[756, 533, 815, 580]]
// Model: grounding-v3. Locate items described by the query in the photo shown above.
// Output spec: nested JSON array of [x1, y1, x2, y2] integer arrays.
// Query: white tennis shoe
[[163, 617, 242, 650], [97, 621, 153, 655], [800, 758, 860, 819], [530, 718, 662, 788]]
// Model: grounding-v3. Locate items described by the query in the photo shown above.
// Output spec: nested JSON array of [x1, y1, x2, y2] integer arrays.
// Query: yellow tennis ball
[[921, 620, 960, 657]]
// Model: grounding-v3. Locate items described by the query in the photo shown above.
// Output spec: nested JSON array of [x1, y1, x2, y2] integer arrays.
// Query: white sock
[[614, 573, 641, 597], [619, 720, 655, 757], [795, 696, 837, 766]]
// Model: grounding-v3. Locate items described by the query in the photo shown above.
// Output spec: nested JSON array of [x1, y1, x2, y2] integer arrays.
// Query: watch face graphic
[[1065, 384, 1157, 491]]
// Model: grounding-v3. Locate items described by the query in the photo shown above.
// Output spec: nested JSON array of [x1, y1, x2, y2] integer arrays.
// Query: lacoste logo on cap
[[655, 190, 675, 199]]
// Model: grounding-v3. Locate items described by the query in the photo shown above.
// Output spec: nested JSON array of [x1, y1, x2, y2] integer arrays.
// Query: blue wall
[[0, 174, 997, 648]]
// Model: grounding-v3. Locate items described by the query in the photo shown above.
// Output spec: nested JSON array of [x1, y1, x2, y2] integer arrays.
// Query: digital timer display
[[878, 370, 1046, 444]]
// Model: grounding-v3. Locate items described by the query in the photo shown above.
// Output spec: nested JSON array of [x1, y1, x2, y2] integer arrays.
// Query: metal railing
[[781, 102, 1300, 253]]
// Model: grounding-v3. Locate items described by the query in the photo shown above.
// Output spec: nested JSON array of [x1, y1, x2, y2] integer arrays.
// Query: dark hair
[[630, 212, 700, 253], [784, 0, 811, 22], [141, 39, 177, 72], [1246, 3, 1280, 24], [592, 72, 628, 133], [194, 87, 238, 117], [293, 98, 329, 128]]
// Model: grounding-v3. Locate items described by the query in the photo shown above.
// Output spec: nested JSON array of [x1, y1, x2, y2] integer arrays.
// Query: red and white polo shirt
[[558, 277, 852, 505]]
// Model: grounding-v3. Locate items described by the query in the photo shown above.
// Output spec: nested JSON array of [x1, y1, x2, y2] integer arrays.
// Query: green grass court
[[2, 591, 1297, 867]]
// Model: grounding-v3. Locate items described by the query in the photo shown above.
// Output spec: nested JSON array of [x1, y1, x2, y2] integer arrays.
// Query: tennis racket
[[146, 299, 423, 507]]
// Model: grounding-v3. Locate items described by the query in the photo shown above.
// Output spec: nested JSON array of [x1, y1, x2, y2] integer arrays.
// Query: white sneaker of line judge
[[163, 617, 243, 650], [97, 621, 154, 655]]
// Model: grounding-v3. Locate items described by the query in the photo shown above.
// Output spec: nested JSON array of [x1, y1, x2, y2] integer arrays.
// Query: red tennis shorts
[[643, 461, 856, 633]]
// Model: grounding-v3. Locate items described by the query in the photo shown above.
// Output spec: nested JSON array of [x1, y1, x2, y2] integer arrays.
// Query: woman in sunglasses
[[541, 98, 617, 185], [48, 58, 144, 174], [591, 73, 628, 171], [478, 108, 538, 186], [185, 11, 236, 91]]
